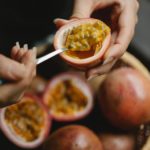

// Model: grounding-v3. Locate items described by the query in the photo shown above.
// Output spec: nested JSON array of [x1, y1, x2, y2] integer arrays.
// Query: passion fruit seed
[[5, 99, 45, 142], [46, 79, 88, 116], [65, 21, 110, 59]]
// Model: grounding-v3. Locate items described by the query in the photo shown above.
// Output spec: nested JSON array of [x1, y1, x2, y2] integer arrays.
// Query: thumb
[[54, 18, 80, 29], [71, 0, 94, 18], [53, 18, 69, 29], [54, 0, 93, 28]]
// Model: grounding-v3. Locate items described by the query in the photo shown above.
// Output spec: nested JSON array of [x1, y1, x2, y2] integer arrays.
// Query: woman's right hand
[[0, 43, 37, 108]]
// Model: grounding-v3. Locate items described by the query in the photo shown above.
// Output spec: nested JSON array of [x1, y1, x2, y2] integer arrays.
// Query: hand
[[54, 0, 139, 79], [0, 43, 37, 108]]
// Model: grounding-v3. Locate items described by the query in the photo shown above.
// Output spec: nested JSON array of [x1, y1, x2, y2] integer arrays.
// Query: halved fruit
[[0, 94, 51, 149], [54, 18, 111, 69], [43, 72, 93, 121]]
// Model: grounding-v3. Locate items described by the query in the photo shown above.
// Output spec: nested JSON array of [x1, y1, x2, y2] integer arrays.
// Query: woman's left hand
[[54, 0, 139, 79]]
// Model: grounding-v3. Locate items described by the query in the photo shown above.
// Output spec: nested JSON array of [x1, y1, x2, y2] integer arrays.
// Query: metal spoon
[[36, 48, 67, 65]]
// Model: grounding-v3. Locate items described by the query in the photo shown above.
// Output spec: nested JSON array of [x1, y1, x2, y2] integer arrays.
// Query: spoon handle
[[36, 48, 67, 65]]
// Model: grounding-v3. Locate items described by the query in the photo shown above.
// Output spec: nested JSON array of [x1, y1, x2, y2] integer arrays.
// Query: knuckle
[[120, 49, 126, 57], [22, 71, 30, 79], [136, 1, 139, 11], [33, 70, 36, 77], [117, 50, 125, 58], [21, 69, 36, 87], [21, 79, 31, 87], [135, 16, 138, 24]]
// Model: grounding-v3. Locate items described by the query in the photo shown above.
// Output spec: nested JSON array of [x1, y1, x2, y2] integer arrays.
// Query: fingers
[[107, 3, 137, 60], [87, 59, 117, 80], [0, 48, 37, 108], [87, 0, 139, 79], [12, 43, 37, 82], [101, 0, 138, 64], [0, 54, 26, 80], [21, 47, 37, 82], [11, 42, 36, 71], [11, 42, 28, 61], [0, 42, 37, 81], [54, 0, 95, 28], [22, 47, 37, 67]]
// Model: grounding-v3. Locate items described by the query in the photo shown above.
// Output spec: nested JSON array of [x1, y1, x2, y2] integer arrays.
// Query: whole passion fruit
[[98, 67, 150, 129], [43, 125, 103, 150], [54, 18, 111, 69], [43, 72, 93, 121], [99, 133, 135, 150], [0, 94, 51, 149]]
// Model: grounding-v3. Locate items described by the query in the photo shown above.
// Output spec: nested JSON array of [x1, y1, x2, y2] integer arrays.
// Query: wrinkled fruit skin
[[99, 133, 135, 150], [98, 67, 150, 129], [43, 125, 103, 150]]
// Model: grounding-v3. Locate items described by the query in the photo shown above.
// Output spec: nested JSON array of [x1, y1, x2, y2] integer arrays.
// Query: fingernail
[[32, 47, 37, 54], [53, 18, 60, 23], [87, 74, 98, 81], [16, 42, 20, 49], [103, 57, 114, 65], [23, 44, 28, 50]]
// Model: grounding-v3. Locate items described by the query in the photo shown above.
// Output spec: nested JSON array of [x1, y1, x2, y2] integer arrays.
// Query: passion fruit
[[43, 125, 103, 150], [99, 133, 135, 150], [54, 18, 111, 69], [43, 72, 93, 121], [98, 67, 150, 129], [0, 94, 51, 149]]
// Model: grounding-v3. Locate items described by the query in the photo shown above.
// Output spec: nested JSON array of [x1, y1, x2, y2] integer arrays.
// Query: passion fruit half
[[43, 72, 93, 121], [54, 18, 111, 69], [43, 125, 104, 150], [0, 94, 51, 149]]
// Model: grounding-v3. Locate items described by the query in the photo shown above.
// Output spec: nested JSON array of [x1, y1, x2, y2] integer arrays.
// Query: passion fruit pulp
[[43, 125, 104, 150], [0, 94, 51, 149], [54, 18, 111, 69], [43, 72, 93, 122], [98, 67, 150, 129]]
